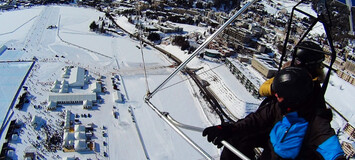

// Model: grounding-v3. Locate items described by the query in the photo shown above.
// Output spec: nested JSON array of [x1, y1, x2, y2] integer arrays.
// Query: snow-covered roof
[[63, 132, 74, 141], [68, 67, 85, 87], [47, 101, 57, 109], [90, 82, 101, 93], [48, 93, 96, 103], [74, 140, 87, 151], [74, 124, 85, 132], [113, 90, 123, 103], [74, 132, 86, 140]]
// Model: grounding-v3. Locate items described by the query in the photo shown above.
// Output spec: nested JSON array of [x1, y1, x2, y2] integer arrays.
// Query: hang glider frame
[[144, 0, 258, 160]]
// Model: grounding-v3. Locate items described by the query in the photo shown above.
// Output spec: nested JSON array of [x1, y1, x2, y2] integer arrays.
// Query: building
[[113, 90, 123, 103], [63, 124, 89, 151], [64, 110, 72, 130], [204, 49, 221, 58], [48, 93, 97, 104], [90, 81, 102, 93], [225, 58, 263, 99], [223, 26, 252, 45], [74, 140, 88, 151], [341, 141, 355, 158], [68, 67, 86, 88], [344, 123, 355, 139], [62, 132, 74, 149], [83, 100, 93, 109], [62, 67, 71, 78], [47, 101, 57, 110], [0, 44, 7, 55], [31, 116, 44, 128], [51, 80, 69, 93], [251, 54, 278, 78], [337, 70, 355, 86]]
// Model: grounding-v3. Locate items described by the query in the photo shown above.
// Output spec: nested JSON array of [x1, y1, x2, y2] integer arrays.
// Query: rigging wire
[[159, 63, 225, 91], [140, 32, 150, 93], [137, 9, 150, 94]]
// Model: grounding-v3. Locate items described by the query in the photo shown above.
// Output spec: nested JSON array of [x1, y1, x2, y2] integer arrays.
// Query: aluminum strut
[[144, 99, 214, 160], [145, 99, 250, 160], [146, 0, 258, 100], [164, 112, 250, 160], [144, 0, 257, 159]]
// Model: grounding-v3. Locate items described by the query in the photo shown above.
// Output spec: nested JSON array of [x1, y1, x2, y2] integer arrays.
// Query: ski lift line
[[140, 35, 150, 93], [136, 6, 150, 94], [144, 99, 214, 160], [146, 0, 258, 100]]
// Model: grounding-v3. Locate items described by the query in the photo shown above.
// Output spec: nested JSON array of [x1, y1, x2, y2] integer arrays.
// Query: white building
[[0, 44, 7, 55], [113, 90, 123, 103], [50, 80, 61, 92], [31, 115, 43, 128], [62, 67, 71, 78], [74, 132, 86, 140], [50, 80, 69, 93], [69, 67, 85, 88], [251, 54, 278, 78], [62, 132, 75, 149], [83, 100, 92, 109], [64, 110, 72, 130], [74, 124, 85, 132], [47, 101, 57, 110], [90, 81, 101, 93], [74, 140, 88, 151], [48, 93, 96, 104]]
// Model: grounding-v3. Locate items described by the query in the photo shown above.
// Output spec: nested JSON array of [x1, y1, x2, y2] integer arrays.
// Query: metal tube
[[151, 103, 251, 160], [165, 113, 205, 132], [146, 0, 258, 99], [145, 99, 214, 160], [221, 141, 250, 160]]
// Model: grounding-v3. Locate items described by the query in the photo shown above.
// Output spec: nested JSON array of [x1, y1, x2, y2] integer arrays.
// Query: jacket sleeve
[[316, 135, 345, 160], [310, 113, 345, 160], [228, 99, 279, 135], [259, 77, 274, 97]]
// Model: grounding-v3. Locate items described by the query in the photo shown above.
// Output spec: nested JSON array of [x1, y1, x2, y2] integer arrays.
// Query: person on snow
[[259, 40, 326, 97], [203, 67, 345, 160]]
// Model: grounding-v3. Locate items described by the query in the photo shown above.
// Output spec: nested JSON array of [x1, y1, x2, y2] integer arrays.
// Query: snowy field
[[0, 5, 220, 160], [0, 2, 354, 160]]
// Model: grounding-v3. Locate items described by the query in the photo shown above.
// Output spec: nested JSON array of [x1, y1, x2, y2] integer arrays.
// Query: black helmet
[[294, 41, 325, 66], [272, 67, 313, 108]]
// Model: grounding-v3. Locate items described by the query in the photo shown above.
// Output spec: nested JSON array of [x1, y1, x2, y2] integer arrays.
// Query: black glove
[[202, 125, 232, 148]]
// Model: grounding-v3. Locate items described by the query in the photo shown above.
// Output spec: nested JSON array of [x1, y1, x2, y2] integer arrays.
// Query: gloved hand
[[202, 125, 232, 148]]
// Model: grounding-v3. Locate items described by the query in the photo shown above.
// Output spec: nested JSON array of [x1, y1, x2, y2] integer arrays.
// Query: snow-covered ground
[[0, 2, 354, 160], [0, 5, 219, 160]]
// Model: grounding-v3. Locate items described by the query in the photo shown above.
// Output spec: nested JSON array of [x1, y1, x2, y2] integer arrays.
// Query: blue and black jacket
[[223, 94, 345, 160]]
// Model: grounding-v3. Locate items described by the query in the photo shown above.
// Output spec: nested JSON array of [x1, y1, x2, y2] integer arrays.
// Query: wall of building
[[0, 45, 7, 55], [251, 57, 277, 78], [225, 58, 260, 99]]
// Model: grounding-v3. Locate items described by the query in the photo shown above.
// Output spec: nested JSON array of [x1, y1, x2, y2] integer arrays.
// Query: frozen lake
[[0, 59, 32, 126]]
